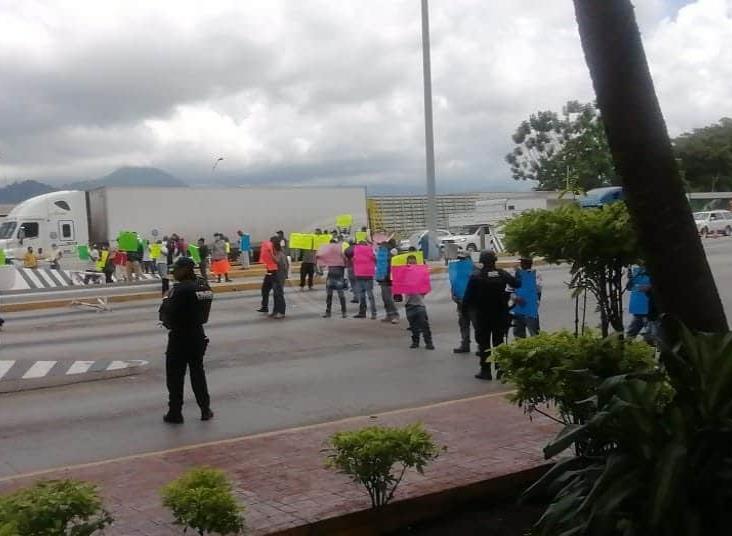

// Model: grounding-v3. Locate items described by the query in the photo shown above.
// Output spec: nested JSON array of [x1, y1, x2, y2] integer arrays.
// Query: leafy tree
[[674, 117, 732, 192], [0, 479, 113, 535], [506, 101, 618, 191], [502, 203, 641, 336], [161, 468, 245, 535], [324, 424, 441, 508], [572, 0, 727, 334]]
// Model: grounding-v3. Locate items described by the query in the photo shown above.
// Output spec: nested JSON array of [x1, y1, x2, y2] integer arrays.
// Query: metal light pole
[[420, 0, 438, 258], [211, 156, 224, 177]]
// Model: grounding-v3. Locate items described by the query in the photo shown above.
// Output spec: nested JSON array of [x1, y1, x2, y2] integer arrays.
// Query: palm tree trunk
[[572, 0, 728, 333]]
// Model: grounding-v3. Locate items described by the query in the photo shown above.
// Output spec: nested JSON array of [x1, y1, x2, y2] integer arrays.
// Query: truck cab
[[0, 191, 88, 262]]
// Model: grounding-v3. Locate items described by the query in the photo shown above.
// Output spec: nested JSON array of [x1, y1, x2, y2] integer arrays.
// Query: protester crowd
[[2, 222, 656, 422]]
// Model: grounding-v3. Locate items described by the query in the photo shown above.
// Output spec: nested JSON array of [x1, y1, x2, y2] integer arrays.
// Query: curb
[[0, 359, 148, 394], [271, 464, 551, 536]]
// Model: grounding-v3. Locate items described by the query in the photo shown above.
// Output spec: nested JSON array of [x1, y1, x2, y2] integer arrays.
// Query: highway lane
[[1, 239, 731, 478]]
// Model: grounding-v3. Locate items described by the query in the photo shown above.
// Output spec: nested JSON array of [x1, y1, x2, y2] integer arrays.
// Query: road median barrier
[[0, 259, 540, 313], [0, 359, 148, 394]]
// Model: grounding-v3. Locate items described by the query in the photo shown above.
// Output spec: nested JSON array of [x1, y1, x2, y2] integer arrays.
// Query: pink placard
[[392, 264, 431, 295]]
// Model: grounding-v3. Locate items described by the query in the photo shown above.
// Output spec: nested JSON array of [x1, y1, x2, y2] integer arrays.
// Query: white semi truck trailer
[[0, 186, 367, 264]]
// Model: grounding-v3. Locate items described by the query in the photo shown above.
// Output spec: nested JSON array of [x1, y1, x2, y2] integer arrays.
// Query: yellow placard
[[150, 243, 162, 259], [355, 231, 368, 242], [391, 251, 424, 266], [336, 214, 353, 228], [341, 242, 349, 252], [96, 250, 109, 271], [313, 234, 332, 250], [290, 233, 315, 250]]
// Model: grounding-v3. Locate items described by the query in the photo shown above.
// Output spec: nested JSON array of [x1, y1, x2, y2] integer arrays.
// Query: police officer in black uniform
[[159, 256, 214, 424], [462, 250, 519, 380]]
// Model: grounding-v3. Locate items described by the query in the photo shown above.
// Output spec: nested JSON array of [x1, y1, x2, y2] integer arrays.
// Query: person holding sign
[[316, 239, 348, 318], [448, 252, 475, 354], [511, 257, 542, 338], [299, 235, 316, 291], [403, 255, 434, 350], [349, 241, 378, 319], [156, 240, 170, 296]]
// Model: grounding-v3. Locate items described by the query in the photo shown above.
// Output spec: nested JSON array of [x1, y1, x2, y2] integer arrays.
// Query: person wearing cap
[[158, 256, 215, 424], [462, 250, 519, 380], [511, 257, 542, 338]]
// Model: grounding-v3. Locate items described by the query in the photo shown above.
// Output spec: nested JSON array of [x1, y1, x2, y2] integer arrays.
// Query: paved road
[[1, 239, 731, 478]]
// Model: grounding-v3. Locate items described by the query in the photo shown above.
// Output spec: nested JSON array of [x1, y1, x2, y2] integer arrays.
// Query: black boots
[[410, 337, 420, 349], [201, 408, 214, 421], [475, 349, 493, 380], [474, 364, 493, 381], [163, 412, 184, 424], [453, 345, 470, 354]]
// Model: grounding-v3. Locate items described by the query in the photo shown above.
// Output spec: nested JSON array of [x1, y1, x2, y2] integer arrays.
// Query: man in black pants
[[462, 251, 519, 380], [159, 257, 215, 424], [300, 247, 316, 290]]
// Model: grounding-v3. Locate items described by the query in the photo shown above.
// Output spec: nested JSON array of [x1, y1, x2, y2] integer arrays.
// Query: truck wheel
[[466, 244, 477, 252], [726, 226, 732, 237], [700, 227, 708, 238]]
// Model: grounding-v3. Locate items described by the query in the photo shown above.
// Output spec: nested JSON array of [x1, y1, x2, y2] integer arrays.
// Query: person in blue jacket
[[448, 252, 475, 353], [375, 239, 399, 323], [511, 257, 542, 338], [626, 264, 651, 339]]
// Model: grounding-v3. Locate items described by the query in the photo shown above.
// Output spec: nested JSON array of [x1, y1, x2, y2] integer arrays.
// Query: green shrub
[[502, 203, 641, 336], [325, 423, 442, 508], [494, 330, 657, 428], [526, 323, 732, 535], [161, 467, 245, 535], [0, 479, 113, 535]]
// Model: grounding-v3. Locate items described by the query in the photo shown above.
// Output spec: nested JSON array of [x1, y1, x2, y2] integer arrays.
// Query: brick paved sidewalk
[[0, 392, 559, 535]]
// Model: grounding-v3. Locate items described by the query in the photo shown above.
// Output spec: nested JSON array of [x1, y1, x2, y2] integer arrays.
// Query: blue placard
[[513, 269, 539, 318], [448, 258, 473, 300], [628, 267, 650, 315]]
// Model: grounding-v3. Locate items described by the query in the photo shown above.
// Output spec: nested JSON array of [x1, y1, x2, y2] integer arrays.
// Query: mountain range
[[0, 167, 187, 204]]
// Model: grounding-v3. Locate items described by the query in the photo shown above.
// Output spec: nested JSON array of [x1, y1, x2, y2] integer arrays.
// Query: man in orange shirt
[[257, 237, 279, 313]]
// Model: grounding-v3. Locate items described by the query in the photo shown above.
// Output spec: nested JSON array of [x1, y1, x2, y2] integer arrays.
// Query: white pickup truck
[[440, 225, 503, 253]]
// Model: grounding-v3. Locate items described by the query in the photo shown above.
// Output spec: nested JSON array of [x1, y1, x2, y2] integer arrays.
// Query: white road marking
[[22, 360, 57, 379], [66, 361, 95, 375], [106, 360, 130, 370], [0, 361, 15, 380]]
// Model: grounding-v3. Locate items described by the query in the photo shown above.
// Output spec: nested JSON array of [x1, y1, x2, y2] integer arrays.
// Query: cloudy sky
[[0, 0, 730, 193]]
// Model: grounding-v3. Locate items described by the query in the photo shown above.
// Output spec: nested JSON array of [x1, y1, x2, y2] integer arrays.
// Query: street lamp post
[[420, 0, 438, 259], [211, 157, 224, 178]]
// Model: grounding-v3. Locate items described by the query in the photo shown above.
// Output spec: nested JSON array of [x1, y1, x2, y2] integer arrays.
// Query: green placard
[[0, 249, 5, 265], [289, 233, 314, 250], [336, 214, 353, 228], [355, 231, 368, 242], [117, 231, 139, 252], [188, 244, 201, 264], [313, 234, 332, 250], [77, 244, 90, 261]]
